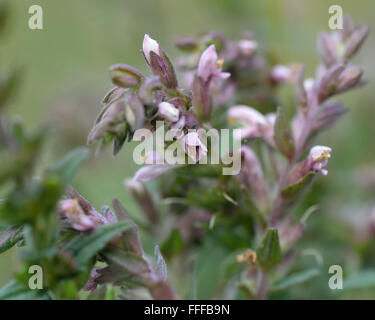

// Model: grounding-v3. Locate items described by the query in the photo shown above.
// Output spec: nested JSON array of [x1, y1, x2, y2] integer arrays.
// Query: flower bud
[[109, 64, 143, 88], [143, 34, 160, 64], [270, 65, 292, 84], [344, 26, 369, 60], [158, 101, 179, 123], [317, 33, 337, 67], [174, 36, 198, 52], [317, 64, 345, 103], [142, 35, 178, 89], [336, 66, 363, 93], [238, 39, 257, 56]]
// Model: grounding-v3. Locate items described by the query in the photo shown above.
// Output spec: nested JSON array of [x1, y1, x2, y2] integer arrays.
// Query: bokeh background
[[0, 0, 374, 299]]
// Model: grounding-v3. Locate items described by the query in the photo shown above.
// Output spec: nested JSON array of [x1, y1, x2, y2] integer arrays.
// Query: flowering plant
[[0, 7, 370, 299]]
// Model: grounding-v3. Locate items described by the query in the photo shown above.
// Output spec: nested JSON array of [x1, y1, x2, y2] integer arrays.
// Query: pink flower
[[197, 45, 230, 83], [228, 105, 275, 145], [59, 198, 117, 232], [59, 199, 97, 231]]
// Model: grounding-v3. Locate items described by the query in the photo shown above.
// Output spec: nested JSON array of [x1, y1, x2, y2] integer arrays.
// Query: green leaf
[[281, 172, 315, 204], [0, 225, 23, 254], [102, 248, 150, 279], [64, 221, 132, 268], [274, 106, 295, 160], [0, 280, 50, 300], [256, 229, 281, 269], [161, 228, 184, 259], [344, 270, 375, 289], [271, 268, 320, 292], [48, 147, 89, 185]]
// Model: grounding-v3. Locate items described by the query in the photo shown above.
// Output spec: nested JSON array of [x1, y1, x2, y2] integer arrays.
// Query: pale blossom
[[309, 145, 332, 175], [142, 34, 160, 64], [197, 45, 230, 83], [158, 102, 180, 123]]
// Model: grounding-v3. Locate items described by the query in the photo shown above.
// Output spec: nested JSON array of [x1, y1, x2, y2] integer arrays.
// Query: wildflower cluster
[[0, 8, 370, 299]]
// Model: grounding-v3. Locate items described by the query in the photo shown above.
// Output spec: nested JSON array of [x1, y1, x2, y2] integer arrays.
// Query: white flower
[[158, 102, 180, 123], [310, 145, 331, 162], [143, 34, 160, 64], [309, 145, 332, 175]]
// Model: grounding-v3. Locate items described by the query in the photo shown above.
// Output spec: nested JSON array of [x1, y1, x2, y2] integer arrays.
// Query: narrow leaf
[[256, 229, 281, 269], [271, 268, 320, 291], [0, 280, 50, 300]]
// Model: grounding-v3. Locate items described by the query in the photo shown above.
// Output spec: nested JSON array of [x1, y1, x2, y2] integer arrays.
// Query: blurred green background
[[1, 0, 374, 298]]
